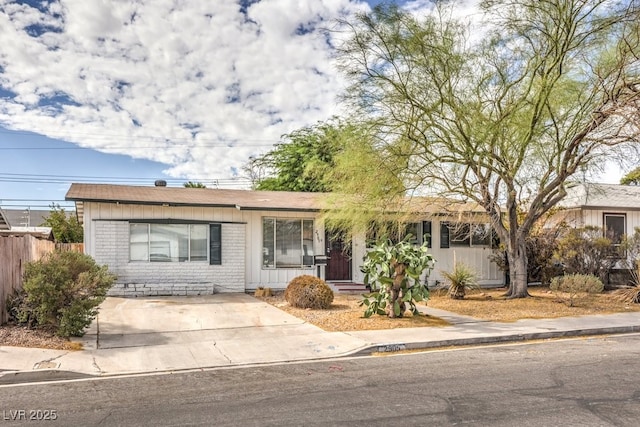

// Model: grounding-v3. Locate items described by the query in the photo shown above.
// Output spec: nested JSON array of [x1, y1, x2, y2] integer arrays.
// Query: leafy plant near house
[[284, 275, 334, 309], [9, 251, 116, 337], [360, 236, 434, 318], [442, 263, 479, 300], [490, 223, 564, 286], [553, 226, 619, 282], [41, 203, 84, 243], [550, 274, 604, 307]]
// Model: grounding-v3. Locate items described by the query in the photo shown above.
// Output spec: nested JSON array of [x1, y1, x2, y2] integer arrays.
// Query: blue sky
[[0, 0, 623, 210]]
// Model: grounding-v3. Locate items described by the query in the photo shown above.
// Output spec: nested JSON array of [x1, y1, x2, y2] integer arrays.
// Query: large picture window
[[262, 218, 314, 268], [129, 223, 213, 263]]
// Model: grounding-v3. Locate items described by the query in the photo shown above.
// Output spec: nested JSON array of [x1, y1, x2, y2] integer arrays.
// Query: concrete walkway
[[2, 294, 640, 384]]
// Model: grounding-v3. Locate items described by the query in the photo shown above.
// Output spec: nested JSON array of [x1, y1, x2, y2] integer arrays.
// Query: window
[[129, 223, 215, 263], [604, 213, 626, 245], [471, 223, 491, 246], [440, 222, 492, 248], [262, 218, 314, 268], [366, 221, 431, 247]]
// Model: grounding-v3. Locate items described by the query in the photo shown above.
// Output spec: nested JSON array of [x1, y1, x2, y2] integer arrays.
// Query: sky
[[0, 0, 625, 211]]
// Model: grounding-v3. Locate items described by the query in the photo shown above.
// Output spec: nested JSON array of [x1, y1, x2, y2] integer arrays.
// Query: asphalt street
[[2, 334, 640, 426]]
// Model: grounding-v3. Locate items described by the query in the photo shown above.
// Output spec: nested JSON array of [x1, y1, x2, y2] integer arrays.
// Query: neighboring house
[[2, 208, 51, 229], [556, 182, 640, 285], [558, 183, 640, 243], [0, 207, 53, 240], [0, 208, 9, 231], [0, 227, 54, 240], [65, 183, 504, 296]]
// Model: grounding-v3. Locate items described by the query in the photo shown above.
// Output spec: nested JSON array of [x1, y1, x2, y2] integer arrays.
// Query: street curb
[[3, 326, 640, 385], [347, 325, 640, 357], [0, 369, 95, 385]]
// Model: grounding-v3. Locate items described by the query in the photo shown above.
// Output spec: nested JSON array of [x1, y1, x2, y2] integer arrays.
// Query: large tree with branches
[[244, 119, 365, 192], [335, 0, 640, 297]]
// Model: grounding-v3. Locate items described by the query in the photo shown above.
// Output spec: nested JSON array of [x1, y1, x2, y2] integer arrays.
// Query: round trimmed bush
[[284, 275, 334, 309], [550, 274, 604, 294]]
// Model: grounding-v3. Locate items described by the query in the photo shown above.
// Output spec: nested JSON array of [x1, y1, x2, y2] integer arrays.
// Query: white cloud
[[0, 0, 380, 183]]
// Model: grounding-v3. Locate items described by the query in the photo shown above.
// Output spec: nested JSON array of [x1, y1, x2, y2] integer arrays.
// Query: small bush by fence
[[0, 235, 83, 324]]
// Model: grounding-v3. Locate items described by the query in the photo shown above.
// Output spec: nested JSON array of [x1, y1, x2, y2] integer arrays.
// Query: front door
[[325, 231, 352, 281]]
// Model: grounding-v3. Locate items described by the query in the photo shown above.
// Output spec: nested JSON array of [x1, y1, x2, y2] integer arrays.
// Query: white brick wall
[[94, 221, 246, 296]]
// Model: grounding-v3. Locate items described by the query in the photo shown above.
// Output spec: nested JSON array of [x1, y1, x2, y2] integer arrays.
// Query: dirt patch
[[260, 294, 451, 331], [259, 287, 640, 331], [0, 324, 82, 350]]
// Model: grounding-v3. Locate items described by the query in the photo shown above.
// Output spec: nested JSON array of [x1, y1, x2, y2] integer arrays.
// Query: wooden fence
[[0, 236, 83, 325]]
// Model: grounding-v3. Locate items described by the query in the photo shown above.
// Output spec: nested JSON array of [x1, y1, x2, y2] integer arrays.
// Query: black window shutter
[[422, 221, 432, 248], [440, 222, 450, 248], [210, 224, 222, 265]]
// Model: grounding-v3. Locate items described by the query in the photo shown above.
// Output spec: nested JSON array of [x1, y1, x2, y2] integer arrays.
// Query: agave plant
[[442, 263, 478, 300]]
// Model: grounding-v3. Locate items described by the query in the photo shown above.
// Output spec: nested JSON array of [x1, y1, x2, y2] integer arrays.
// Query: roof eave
[[65, 197, 238, 209]]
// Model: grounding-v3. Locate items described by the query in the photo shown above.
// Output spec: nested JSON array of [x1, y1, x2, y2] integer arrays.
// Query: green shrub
[[5, 288, 34, 326], [442, 263, 479, 300], [553, 227, 619, 282], [550, 274, 604, 307], [13, 251, 116, 337], [284, 275, 334, 309], [490, 225, 564, 286]]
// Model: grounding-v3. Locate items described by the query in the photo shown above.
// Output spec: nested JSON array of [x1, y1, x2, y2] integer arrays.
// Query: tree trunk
[[506, 239, 530, 298], [389, 262, 406, 318]]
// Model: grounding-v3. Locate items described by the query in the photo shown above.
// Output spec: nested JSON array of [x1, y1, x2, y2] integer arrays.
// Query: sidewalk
[[2, 295, 640, 384]]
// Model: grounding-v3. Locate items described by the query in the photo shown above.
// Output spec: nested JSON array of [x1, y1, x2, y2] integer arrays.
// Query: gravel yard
[[2, 286, 639, 350]]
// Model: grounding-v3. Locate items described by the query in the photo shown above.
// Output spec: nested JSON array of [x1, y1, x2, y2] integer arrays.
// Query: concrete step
[[331, 283, 369, 293]]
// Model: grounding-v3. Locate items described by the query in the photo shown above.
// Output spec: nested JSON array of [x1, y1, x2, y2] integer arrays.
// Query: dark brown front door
[[325, 232, 352, 281]]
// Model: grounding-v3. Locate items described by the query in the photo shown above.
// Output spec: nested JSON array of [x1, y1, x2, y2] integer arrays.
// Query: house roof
[[561, 183, 640, 210], [0, 208, 9, 230], [65, 183, 488, 224], [66, 183, 327, 210], [0, 226, 53, 240], [65, 183, 329, 220], [1, 208, 52, 228]]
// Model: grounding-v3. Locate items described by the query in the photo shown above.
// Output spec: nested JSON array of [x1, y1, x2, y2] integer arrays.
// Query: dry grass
[[429, 287, 640, 321], [259, 287, 640, 331], [260, 293, 451, 331]]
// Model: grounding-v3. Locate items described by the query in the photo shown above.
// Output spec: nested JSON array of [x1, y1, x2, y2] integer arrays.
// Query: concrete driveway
[[83, 293, 320, 349], [0, 295, 367, 378], [70, 293, 366, 374]]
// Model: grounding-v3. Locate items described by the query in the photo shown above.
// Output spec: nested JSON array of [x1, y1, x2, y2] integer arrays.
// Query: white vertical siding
[[577, 208, 640, 235], [244, 210, 321, 289], [350, 219, 503, 286]]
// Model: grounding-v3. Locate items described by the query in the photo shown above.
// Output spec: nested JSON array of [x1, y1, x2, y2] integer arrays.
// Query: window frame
[[128, 222, 214, 263], [603, 213, 626, 245], [440, 221, 492, 248], [366, 221, 432, 248], [262, 217, 315, 269]]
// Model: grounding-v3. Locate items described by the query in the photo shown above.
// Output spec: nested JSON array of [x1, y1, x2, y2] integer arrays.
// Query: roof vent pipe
[[154, 179, 167, 187]]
